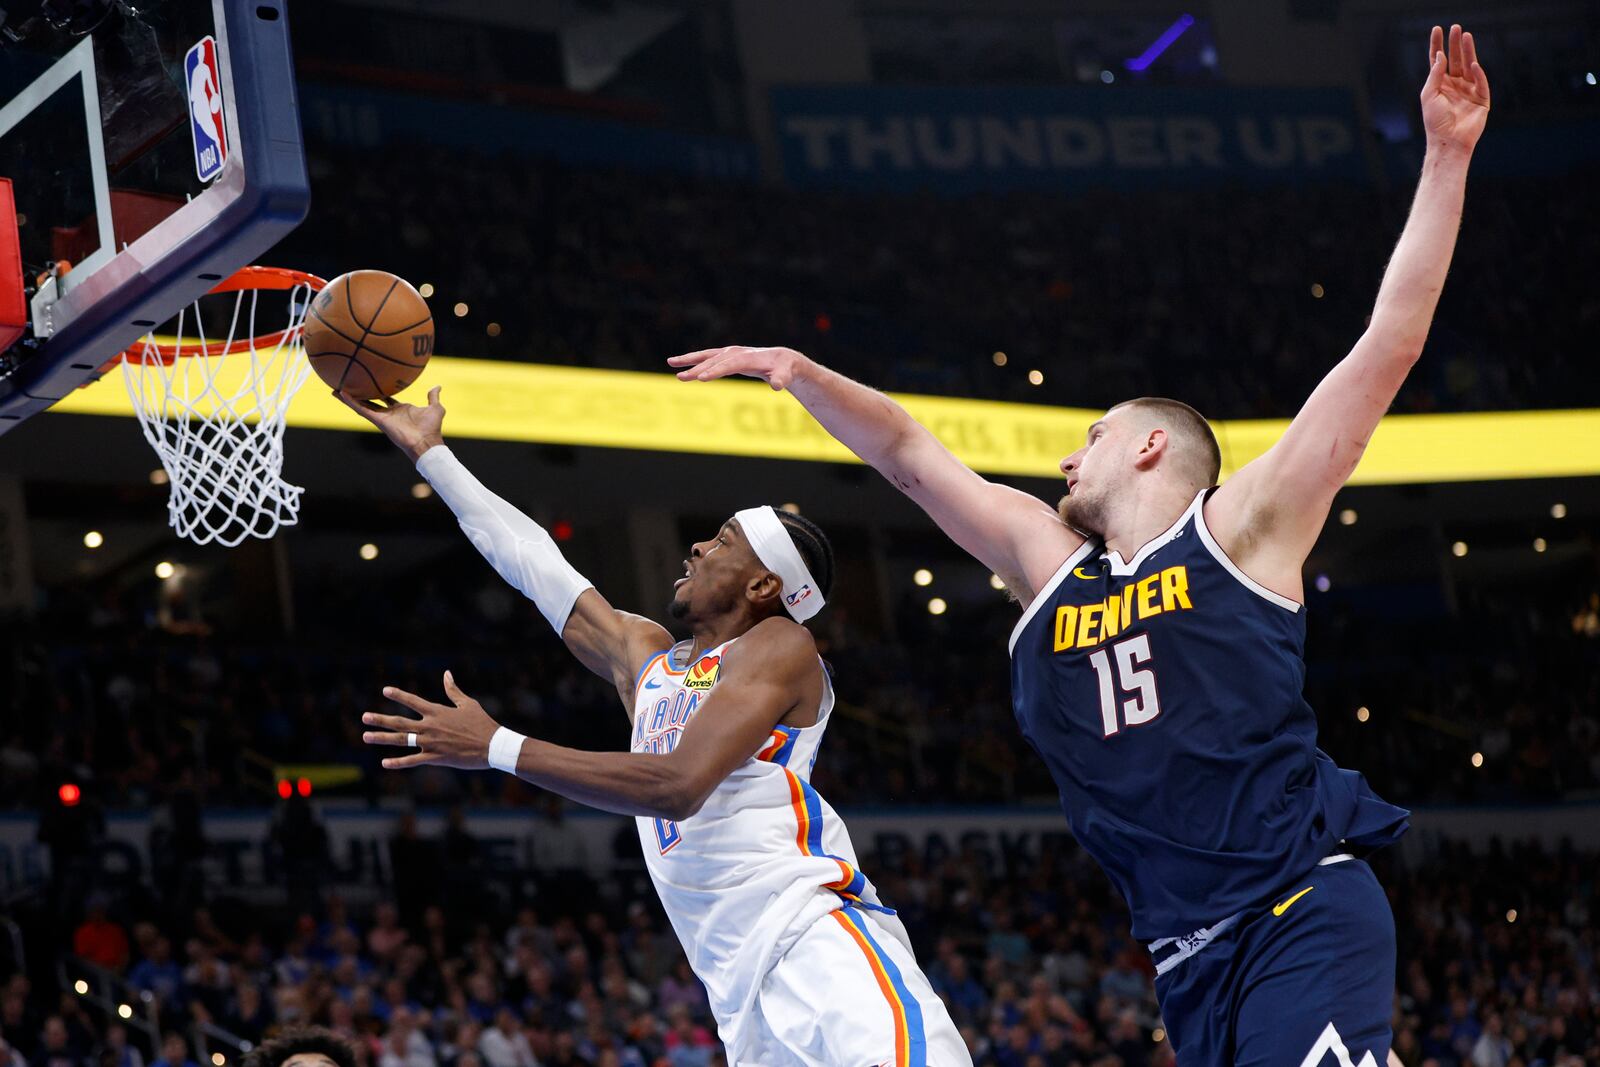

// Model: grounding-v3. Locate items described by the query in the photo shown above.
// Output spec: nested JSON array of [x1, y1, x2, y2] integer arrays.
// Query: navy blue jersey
[[1009, 489, 1408, 939]]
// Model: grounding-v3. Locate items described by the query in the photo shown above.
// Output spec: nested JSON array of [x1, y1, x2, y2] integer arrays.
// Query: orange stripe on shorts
[[829, 909, 910, 1067]]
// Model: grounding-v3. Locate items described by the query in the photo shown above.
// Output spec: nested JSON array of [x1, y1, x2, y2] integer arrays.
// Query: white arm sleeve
[[415, 445, 594, 633]]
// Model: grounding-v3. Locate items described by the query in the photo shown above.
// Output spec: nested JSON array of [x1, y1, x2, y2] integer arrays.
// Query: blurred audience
[[1, 833, 1595, 1065], [5, 555, 1597, 813], [275, 148, 1600, 420]]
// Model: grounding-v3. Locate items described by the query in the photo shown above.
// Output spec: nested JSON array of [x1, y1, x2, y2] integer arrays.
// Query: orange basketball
[[303, 270, 434, 400]]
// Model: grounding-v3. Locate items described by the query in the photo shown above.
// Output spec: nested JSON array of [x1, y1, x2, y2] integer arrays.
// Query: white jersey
[[630, 637, 890, 1051]]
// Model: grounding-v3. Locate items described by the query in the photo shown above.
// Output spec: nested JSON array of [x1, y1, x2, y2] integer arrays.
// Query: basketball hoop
[[112, 266, 326, 547]]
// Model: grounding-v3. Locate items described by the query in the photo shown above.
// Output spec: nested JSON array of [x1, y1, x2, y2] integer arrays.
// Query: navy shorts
[[1152, 856, 1395, 1067]]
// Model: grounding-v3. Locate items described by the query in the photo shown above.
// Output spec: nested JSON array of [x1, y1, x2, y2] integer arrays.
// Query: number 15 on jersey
[[1088, 634, 1162, 737]]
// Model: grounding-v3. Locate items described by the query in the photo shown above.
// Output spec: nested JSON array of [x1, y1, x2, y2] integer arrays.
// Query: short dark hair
[[773, 509, 835, 603], [1109, 397, 1221, 488], [242, 1029, 358, 1067]]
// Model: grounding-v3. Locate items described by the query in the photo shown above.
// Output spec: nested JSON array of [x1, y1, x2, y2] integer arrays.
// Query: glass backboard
[[0, 0, 309, 431]]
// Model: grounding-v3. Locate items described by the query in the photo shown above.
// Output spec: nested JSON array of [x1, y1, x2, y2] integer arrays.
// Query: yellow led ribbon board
[[52, 355, 1600, 484]]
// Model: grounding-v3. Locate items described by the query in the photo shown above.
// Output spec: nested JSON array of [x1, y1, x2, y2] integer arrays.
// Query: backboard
[[0, 0, 309, 433]]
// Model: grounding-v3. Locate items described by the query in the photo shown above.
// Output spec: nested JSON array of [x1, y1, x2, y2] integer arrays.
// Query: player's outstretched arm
[[362, 619, 816, 820], [336, 388, 670, 707], [1207, 24, 1489, 598], [670, 347, 1079, 606]]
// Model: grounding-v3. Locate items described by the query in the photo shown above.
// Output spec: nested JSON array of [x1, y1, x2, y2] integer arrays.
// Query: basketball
[[304, 270, 434, 400]]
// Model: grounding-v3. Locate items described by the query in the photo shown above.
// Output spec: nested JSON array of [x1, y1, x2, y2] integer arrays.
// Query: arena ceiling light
[[1125, 13, 1196, 73]]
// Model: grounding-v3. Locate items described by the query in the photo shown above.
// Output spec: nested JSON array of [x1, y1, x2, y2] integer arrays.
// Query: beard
[[667, 595, 691, 621], [1058, 484, 1110, 539]]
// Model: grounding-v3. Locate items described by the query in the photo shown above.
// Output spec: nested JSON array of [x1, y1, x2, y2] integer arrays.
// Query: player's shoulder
[[726, 616, 818, 669], [619, 609, 674, 648]]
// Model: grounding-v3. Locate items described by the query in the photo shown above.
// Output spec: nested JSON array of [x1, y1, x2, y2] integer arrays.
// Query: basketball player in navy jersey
[[671, 24, 1489, 1067]]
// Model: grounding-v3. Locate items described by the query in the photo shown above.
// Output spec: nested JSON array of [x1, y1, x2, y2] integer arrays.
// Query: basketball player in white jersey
[[339, 388, 969, 1067]]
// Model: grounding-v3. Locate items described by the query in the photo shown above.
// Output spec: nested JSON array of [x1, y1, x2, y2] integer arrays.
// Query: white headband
[[734, 506, 825, 622]]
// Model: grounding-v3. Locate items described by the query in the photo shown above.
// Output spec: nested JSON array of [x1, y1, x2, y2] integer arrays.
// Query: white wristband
[[487, 726, 527, 774]]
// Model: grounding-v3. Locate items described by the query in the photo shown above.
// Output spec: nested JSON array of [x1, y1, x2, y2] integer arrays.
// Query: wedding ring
[[406, 732, 418, 748]]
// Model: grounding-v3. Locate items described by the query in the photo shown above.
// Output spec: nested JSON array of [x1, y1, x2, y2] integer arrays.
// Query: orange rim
[[112, 266, 327, 367]]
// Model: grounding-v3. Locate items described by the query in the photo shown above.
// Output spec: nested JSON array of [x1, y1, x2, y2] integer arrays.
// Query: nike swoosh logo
[[1272, 886, 1314, 916], [643, 679, 663, 689]]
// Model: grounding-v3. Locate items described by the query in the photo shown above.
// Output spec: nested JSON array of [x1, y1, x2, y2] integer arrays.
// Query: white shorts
[[733, 904, 971, 1067]]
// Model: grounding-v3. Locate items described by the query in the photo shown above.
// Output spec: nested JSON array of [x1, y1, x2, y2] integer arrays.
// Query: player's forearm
[[1365, 145, 1473, 357], [510, 737, 692, 820], [414, 446, 593, 632], [785, 357, 928, 472]]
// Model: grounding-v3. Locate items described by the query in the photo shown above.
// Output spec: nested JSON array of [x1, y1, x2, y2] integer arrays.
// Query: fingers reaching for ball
[[333, 383, 446, 461]]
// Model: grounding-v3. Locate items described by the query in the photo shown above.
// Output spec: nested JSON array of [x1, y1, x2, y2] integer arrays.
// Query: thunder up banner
[[770, 85, 1367, 192]]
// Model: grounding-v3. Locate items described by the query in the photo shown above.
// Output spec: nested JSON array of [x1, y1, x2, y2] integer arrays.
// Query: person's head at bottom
[[242, 1028, 359, 1067]]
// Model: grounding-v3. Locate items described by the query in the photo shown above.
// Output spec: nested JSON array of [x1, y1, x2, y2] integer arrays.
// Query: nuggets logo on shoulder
[[684, 655, 721, 691]]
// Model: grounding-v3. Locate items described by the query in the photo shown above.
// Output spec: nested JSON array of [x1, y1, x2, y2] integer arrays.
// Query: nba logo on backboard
[[184, 36, 228, 182]]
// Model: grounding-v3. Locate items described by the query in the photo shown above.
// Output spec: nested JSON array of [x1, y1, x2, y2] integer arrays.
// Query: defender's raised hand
[[669, 346, 807, 391], [363, 670, 498, 770], [1421, 24, 1490, 154], [336, 384, 446, 462]]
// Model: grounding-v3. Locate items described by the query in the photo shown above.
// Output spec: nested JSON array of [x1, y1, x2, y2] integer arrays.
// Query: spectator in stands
[[181, 940, 231, 1023], [365, 905, 408, 967], [476, 1008, 532, 1067], [1471, 1012, 1512, 1067], [377, 1008, 434, 1067], [0, 987, 34, 1065], [126, 939, 183, 1013], [660, 1004, 713, 1067], [100, 1026, 141, 1067], [32, 1018, 84, 1067], [223, 981, 272, 1045], [148, 1034, 197, 1067], [71, 902, 129, 974]]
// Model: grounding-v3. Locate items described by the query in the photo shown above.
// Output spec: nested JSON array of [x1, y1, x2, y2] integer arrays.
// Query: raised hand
[[1421, 24, 1490, 154], [362, 671, 499, 771], [335, 384, 446, 462], [668, 346, 807, 391]]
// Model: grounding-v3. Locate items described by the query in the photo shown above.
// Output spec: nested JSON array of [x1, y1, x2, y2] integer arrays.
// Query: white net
[[120, 277, 317, 547]]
